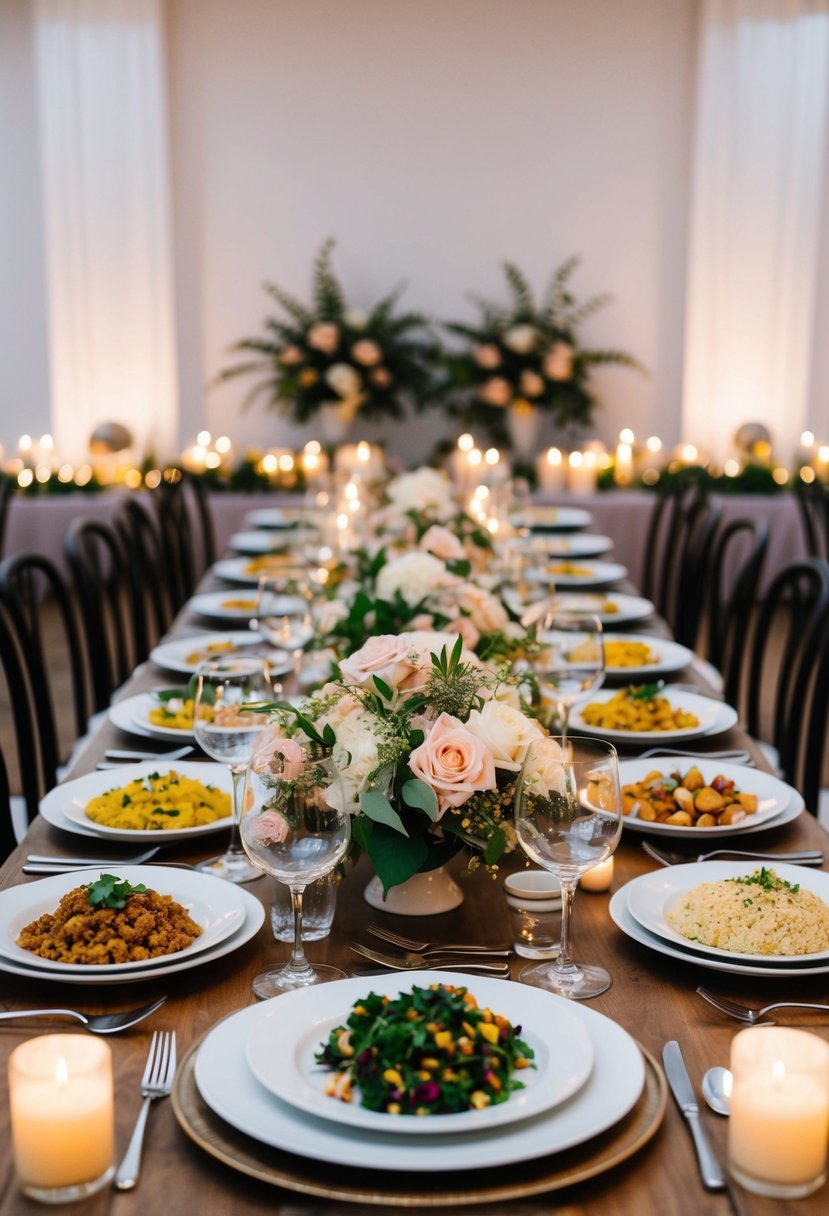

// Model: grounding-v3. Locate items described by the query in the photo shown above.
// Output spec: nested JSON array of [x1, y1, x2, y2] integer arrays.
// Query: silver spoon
[[702, 1066, 732, 1116]]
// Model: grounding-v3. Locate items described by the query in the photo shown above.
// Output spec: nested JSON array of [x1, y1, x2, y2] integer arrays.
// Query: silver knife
[[663, 1041, 726, 1190]]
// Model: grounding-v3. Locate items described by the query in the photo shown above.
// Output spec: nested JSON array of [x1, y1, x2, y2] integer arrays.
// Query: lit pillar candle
[[579, 856, 614, 892], [9, 1035, 115, 1200], [537, 447, 566, 492], [728, 1027, 829, 1198], [566, 450, 597, 495], [614, 429, 635, 486]]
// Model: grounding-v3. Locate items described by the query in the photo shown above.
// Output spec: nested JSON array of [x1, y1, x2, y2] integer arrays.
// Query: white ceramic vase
[[318, 399, 359, 443], [363, 865, 464, 916], [506, 402, 541, 460]]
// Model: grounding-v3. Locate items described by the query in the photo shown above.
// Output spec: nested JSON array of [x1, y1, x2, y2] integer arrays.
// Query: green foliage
[[84, 874, 147, 910]]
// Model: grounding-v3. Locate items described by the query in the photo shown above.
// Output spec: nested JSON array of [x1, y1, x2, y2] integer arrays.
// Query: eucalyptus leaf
[[359, 789, 409, 836], [402, 778, 439, 821]]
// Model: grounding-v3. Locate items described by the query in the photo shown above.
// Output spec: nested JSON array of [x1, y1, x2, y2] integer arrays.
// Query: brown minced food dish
[[17, 885, 202, 965]]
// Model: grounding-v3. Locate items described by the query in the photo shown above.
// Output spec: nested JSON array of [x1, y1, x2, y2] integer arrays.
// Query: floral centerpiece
[[252, 635, 558, 895], [443, 256, 641, 449], [217, 239, 438, 427]]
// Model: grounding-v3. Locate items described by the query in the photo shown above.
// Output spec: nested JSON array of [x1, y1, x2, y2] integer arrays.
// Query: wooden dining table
[[1, 583, 828, 1214]]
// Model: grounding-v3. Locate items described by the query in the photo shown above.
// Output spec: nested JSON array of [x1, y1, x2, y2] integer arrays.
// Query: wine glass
[[192, 654, 273, 884], [514, 735, 622, 998], [534, 610, 605, 743], [254, 571, 314, 679], [240, 746, 351, 998]]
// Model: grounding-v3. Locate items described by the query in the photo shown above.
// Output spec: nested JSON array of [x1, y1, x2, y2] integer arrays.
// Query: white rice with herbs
[[667, 867, 829, 957]]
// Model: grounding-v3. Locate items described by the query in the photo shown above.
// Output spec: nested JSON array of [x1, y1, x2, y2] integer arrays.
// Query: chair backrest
[[703, 516, 769, 708], [800, 599, 829, 815], [153, 472, 217, 610], [112, 496, 175, 647], [0, 741, 15, 863], [744, 556, 829, 810], [64, 516, 139, 712], [794, 481, 829, 560], [642, 478, 722, 648], [0, 477, 13, 561]]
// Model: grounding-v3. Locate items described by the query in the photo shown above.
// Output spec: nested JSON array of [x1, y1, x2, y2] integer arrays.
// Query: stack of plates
[[510, 506, 594, 532], [0, 865, 264, 985], [610, 862, 829, 979], [149, 633, 292, 677], [180, 971, 661, 1201], [525, 559, 628, 589], [618, 759, 804, 838], [39, 761, 234, 841], [545, 592, 655, 626], [569, 689, 739, 742], [516, 533, 614, 558]]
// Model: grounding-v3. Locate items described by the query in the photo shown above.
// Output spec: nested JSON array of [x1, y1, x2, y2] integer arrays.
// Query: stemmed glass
[[254, 571, 314, 679], [240, 746, 351, 999], [514, 735, 622, 999], [534, 610, 605, 742], [192, 654, 273, 884]]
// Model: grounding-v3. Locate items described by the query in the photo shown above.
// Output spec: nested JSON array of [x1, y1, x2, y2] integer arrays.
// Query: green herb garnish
[[627, 681, 665, 701], [727, 867, 800, 895], [83, 874, 148, 909]]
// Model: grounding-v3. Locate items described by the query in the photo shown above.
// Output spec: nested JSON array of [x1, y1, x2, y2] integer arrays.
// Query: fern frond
[[312, 238, 345, 318], [561, 291, 612, 329], [501, 261, 535, 316], [263, 281, 313, 327], [541, 255, 581, 324]]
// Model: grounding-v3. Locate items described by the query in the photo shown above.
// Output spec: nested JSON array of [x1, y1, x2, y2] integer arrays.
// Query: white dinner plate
[[601, 634, 695, 679], [569, 689, 739, 743], [244, 508, 304, 529], [609, 885, 829, 978], [212, 556, 305, 586], [624, 862, 829, 964], [244, 979, 593, 1135], [527, 560, 628, 589], [40, 761, 233, 842], [546, 593, 655, 626], [511, 506, 594, 532], [520, 534, 614, 558], [109, 693, 195, 741], [618, 759, 798, 838], [195, 971, 644, 1173], [228, 530, 294, 555], [0, 865, 248, 973], [149, 633, 292, 678], [0, 888, 264, 985], [186, 590, 262, 622]]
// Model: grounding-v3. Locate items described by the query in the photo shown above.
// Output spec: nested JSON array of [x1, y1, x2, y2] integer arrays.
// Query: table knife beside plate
[[662, 1040, 726, 1191]]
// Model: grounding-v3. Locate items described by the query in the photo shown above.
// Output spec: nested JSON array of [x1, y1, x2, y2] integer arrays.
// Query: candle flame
[[619, 428, 634, 444], [458, 433, 474, 452], [772, 1059, 786, 1083], [646, 435, 662, 453], [55, 1056, 69, 1088], [801, 430, 815, 446], [484, 448, 499, 465], [546, 447, 562, 466], [197, 430, 211, 446], [356, 441, 370, 461]]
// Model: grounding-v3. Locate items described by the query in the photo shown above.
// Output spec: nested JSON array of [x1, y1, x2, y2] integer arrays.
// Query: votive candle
[[579, 856, 614, 892], [9, 1035, 115, 1201], [537, 447, 566, 492], [728, 1026, 829, 1198]]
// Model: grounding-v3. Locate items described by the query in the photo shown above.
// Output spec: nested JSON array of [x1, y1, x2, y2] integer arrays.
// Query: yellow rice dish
[[85, 770, 231, 831], [148, 697, 197, 730], [580, 687, 699, 732], [668, 868, 829, 956]]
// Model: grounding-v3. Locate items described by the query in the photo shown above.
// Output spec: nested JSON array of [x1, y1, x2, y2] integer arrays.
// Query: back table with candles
[[0, 487, 827, 1214]]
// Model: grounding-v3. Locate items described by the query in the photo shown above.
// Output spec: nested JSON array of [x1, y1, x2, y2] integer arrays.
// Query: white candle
[[9, 1035, 115, 1197], [729, 1027, 829, 1197], [537, 447, 566, 492], [579, 856, 614, 892], [566, 451, 597, 496], [614, 431, 635, 486]]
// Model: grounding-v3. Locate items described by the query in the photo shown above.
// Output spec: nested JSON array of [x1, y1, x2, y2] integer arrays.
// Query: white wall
[[0, 0, 50, 455], [166, 0, 698, 463]]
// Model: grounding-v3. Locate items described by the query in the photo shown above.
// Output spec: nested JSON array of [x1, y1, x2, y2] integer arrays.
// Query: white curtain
[[34, 0, 178, 464], [683, 0, 829, 464]]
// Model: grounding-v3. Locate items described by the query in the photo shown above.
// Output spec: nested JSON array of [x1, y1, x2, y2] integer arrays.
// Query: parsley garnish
[[83, 874, 147, 909], [727, 867, 800, 896]]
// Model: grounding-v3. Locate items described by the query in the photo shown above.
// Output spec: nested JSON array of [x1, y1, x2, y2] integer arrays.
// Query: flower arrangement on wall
[[217, 240, 439, 427], [443, 256, 642, 448]]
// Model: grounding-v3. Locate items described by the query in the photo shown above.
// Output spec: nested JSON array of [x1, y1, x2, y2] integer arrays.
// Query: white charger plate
[[187, 590, 261, 622], [511, 506, 594, 532], [0, 888, 264, 985], [40, 761, 233, 842], [244, 508, 304, 529], [548, 593, 655, 625], [624, 861, 829, 964], [527, 560, 628, 589], [520, 534, 614, 558], [149, 633, 292, 678], [0, 865, 247, 973], [618, 759, 799, 837], [570, 689, 739, 743], [244, 980, 593, 1135], [609, 885, 829, 978], [195, 972, 644, 1172], [109, 693, 195, 741], [213, 556, 304, 586], [603, 634, 695, 679], [228, 530, 293, 555]]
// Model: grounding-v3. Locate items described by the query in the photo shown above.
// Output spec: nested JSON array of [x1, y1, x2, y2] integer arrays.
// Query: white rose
[[329, 708, 383, 807], [465, 701, 546, 772], [313, 599, 349, 634], [521, 736, 565, 797], [375, 551, 458, 607], [504, 324, 539, 355], [325, 362, 362, 398], [419, 525, 466, 562], [345, 308, 368, 330], [386, 467, 454, 513], [338, 634, 419, 691]]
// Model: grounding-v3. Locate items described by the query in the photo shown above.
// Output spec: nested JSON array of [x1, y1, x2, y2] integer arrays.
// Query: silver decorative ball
[[89, 422, 133, 454], [733, 422, 771, 455]]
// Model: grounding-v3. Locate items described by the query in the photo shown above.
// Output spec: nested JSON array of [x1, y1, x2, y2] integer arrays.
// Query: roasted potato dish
[[622, 767, 758, 827]]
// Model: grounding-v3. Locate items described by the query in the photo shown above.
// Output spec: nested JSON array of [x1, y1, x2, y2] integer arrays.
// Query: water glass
[[271, 877, 337, 942]]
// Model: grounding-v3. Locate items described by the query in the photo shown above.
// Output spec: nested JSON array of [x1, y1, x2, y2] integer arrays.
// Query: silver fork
[[114, 1030, 177, 1191], [641, 840, 824, 867], [351, 942, 511, 976], [697, 987, 829, 1025], [367, 924, 511, 956], [638, 747, 754, 765], [25, 846, 161, 867], [0, 996, 167, 1034]]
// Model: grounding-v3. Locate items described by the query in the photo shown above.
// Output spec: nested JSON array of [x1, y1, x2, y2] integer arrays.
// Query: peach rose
[[278, 344, 303, 365], [479, 377, 512, 407], [543, 341, 574, 381], [244, 809, 289, 847], [520, 369, 545, 397], [443, 616, 481, 651], [474, 343, 502, 369], [370, 366, 392, 388], [418, 525, 466, 562], [351, 339, 382, 366], [409, 712, 497, 815], [307, 321, 340, 354], [338, 634, 419, 691], [250, 726, 306, 779]]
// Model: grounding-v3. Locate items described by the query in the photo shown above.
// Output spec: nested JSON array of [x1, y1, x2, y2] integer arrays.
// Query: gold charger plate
[[172, 1038, 666, 1207]]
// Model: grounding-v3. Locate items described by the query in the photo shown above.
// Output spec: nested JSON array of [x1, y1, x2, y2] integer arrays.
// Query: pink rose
[[351, 339, 382, 366], [543, 341, 574, 381], [250, 726, 306, 779], [474, 344, 501, 370], [338, 634, 418, 691], [443, 616, 481, 650], [408, 712, 497, 815], [246, 809, 289, 847], [307, 322, 340, 354], [520, 369, 545, 398], [418, 524, 465, 561], [278, 344, 303, 365], [479, 377, 512, 407]]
